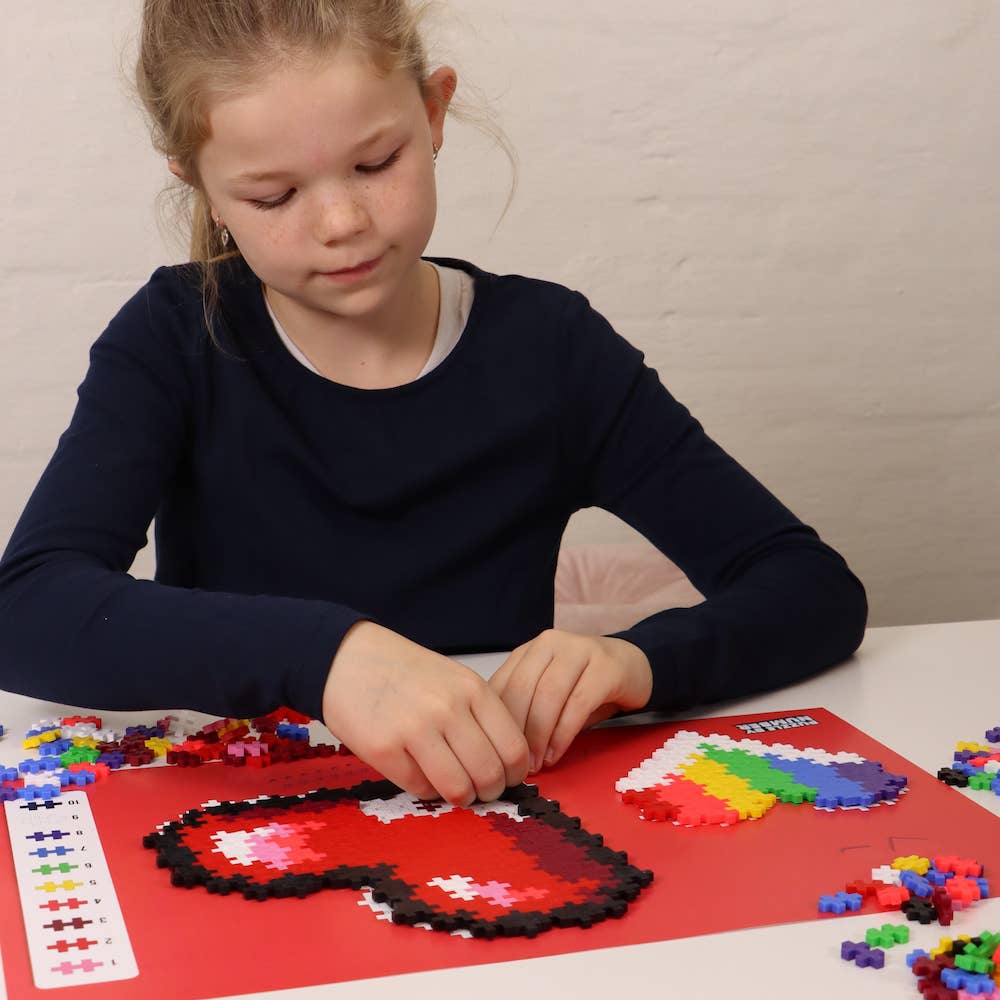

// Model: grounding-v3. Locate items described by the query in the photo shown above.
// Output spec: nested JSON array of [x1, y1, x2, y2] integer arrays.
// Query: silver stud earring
[[432, 143, 439, 165]]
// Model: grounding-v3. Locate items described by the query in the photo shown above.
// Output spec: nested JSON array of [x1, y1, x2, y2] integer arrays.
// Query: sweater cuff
[[288, 608, 372, 722], [608, 608, 713, 713]]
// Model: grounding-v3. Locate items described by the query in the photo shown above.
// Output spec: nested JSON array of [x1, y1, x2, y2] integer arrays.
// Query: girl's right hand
[[321, 621, 530, 806]]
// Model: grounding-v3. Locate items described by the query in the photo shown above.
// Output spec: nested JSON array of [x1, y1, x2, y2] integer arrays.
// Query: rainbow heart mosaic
[[616, 730, 908, 826]]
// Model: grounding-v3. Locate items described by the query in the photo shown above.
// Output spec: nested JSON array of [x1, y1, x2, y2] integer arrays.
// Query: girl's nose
[[314, 185, 370, 243]]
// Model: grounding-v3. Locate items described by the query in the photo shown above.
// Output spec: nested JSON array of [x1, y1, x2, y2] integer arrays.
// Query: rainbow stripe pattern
[[616, 730, 908, 827]]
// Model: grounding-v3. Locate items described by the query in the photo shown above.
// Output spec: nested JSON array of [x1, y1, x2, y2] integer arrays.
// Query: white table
[[2, 619, 999, 999]]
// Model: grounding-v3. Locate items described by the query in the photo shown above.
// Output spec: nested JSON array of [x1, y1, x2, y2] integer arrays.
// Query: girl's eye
[[358, 149, 402, 174], [250, 190, 294, 211], [247, 149, 401, 210]]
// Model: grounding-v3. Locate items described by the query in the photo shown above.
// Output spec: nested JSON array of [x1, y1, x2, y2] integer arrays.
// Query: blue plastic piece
[[905, 948, 930, 968], [941, 968, 996, 994], [764, 755, 881, 808], [125, 724, 164, 738], [819, 891, 862, 914], [900, 870, 933, 897], [925, 868, 954, 886], [276, 723, 309, 741], [16, 784, 60, 800]]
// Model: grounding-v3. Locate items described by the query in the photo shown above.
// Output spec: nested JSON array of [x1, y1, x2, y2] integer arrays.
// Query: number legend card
[[4, 793, 137, 989]]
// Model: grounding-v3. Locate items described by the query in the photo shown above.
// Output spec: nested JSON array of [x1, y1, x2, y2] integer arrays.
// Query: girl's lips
[[320, 254, 383, 282]]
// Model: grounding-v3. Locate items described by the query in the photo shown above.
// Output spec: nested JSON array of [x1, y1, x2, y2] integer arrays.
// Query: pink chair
[[554, 542, 703, 635]]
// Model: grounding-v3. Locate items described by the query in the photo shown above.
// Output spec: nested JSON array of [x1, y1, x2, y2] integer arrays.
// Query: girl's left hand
[[487, 630, 653, 774]]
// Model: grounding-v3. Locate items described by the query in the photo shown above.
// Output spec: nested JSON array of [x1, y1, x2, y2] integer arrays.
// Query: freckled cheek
[[264, 219, 292, 244], [383, 172, 437, 234], [244, 218, 298, 262]]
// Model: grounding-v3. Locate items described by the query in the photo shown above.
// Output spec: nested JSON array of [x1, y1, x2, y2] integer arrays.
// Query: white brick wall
[[2, 1, 998, 626]]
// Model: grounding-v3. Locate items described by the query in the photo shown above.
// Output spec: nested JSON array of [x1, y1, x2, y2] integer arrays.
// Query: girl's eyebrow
[[231, 119, 401, 184]]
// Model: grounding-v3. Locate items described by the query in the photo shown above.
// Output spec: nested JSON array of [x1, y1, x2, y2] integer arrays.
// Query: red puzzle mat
[[3, 707, 999, 998]]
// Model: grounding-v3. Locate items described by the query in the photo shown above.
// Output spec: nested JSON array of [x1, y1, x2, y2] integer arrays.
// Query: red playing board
[[3, 707, 999, 998]]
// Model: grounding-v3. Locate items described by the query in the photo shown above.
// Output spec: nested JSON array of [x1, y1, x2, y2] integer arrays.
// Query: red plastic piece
[[875, 884, 911, 908], [931, 885, 953, 925], [845, 878, 881, 899], [620, 783, 740, 825], [67, 763, 110, 780], [943, 876, 980, 906], [931, 855, 982, 877]]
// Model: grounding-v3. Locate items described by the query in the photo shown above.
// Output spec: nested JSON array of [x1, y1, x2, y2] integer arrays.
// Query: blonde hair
[[133, 0, 517, 339]]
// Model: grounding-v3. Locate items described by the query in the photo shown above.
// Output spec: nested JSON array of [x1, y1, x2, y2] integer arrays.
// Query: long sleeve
[[0, 268, 366, 719], [0, 255, 866, 722], [558, 290, 868, 712]]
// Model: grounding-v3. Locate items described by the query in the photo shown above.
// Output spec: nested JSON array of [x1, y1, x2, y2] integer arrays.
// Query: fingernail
[[528, 755, 537, 774], [544, 747, 554, 766]]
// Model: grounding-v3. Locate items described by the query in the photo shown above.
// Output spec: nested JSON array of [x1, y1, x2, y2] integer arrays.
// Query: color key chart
[[4, 794, 137, 989]]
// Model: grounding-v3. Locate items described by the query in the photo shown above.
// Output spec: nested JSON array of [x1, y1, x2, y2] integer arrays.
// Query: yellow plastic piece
[[891, 855, 931, 875], [956, 741, 992, 753], [678, 757, 777, 819], [931, 934, 971, 959], [144, 737, 173, 757], [71, 736, 97, 749]]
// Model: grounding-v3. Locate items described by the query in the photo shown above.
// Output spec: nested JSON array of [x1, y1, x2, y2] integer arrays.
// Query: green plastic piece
[[955, 954, 993, 975], [864, 923, 909, 948], [697, 745, 816, 802], [59, 747, 100, 766]]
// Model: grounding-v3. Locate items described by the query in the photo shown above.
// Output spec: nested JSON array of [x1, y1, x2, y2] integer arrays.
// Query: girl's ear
[[167, 157, 188, 184], [424, 65, 458, 142]]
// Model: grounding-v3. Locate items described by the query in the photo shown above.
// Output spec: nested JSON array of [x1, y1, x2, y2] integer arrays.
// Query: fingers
[[408, 704, 525, 805], [489, 641, 560, 763], [491, 631, 639, 773], [521, 650, 589, 773], [320, 622, 535, 805], [544, 678, 617, 766], [445, 712, 510, 803], [486, 643, 531, 722], [372, 747, 439, 802], [491, 631, 594, 773], [469, 689, 531, 789]]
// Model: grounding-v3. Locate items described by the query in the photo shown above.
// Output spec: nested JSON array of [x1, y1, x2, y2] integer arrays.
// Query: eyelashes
[[359, 149, 402, 175], [250, 149, 403, 212], [250, 191, 294, 211]]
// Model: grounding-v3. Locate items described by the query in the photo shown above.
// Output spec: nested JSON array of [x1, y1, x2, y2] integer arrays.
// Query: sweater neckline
[[219, 254, 490, 399]]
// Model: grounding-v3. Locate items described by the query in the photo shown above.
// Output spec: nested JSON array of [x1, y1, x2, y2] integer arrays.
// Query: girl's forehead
[[202, 48, 418, 159]]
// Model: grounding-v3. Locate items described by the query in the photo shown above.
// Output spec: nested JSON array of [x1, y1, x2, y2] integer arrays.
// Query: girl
[[0, 0, 867, 807]]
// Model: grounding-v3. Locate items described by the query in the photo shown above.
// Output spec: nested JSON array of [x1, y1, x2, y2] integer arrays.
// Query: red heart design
[[144, 780, 652, 938]]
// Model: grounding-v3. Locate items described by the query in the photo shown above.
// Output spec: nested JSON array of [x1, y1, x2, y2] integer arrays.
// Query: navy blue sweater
[[0, 255, 866, 720]]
